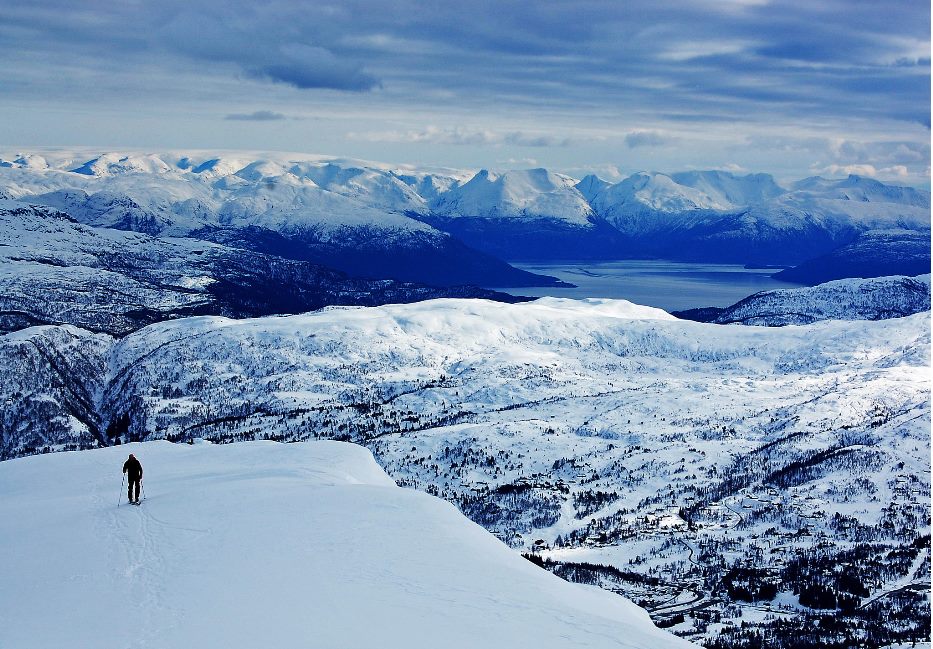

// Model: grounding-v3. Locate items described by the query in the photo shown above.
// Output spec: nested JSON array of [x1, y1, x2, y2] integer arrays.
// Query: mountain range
[[2, 150, 929, 289], [0, 200, 524, 337]]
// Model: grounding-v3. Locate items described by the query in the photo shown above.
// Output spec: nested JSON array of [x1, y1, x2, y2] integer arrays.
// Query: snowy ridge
[[0, 440, 694, 648]]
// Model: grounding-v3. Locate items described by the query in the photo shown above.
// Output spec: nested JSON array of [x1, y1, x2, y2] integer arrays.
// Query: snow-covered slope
[[589, 171, 930, 265], [674, 274, 932, 325], [576, 174, 612, 204], [0, 325, 110, 456], [593, 172, 735, 217], [0, 439, 694, 649], [670, 170, 786, 206], [790, 174, 931, 208], [421, 168, 609, 259]]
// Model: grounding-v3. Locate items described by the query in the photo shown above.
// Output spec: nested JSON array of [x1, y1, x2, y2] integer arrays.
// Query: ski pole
[[118, 473, 125, 507], [141, 480, 146, 502]]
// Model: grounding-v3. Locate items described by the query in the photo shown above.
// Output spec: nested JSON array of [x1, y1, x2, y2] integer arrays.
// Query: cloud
[[716, 163, 747, 173], [350, 126, 573, 147], [241, 44, 380, 91], [815, 163, 910, 179], [658, 40, 756, 62], [624, 130, 670, 148], [224, 110, 288, 121], [497, 157, 539, 167], [503, 132, 572, 148], [4, 0, 928, 120], [349, 126, 495, 146], [744, 135, 929, 170], [562, 164, 627, 181], [1, 1, 383, 93]]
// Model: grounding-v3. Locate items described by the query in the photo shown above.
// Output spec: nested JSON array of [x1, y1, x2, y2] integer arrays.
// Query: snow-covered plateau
[[0, 440, 695, 649], [1, 149, 929, 281], [1, 294, 929, 647]]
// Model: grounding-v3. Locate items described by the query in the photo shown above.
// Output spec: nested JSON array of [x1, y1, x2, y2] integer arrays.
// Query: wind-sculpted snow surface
[[0, 440, 695, 649], [674, 274, 931, 326], [0, 297, 929, 645]]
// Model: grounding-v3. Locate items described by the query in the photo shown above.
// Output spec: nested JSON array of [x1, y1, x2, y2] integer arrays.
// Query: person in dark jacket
[[123, 453, 143, 504]]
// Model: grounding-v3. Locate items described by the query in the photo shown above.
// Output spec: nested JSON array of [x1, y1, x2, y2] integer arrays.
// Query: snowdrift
[[0, 440, 695, 649]]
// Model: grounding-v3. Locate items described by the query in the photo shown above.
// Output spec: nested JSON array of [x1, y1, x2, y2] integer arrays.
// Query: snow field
[[0, 440, 696, 649]]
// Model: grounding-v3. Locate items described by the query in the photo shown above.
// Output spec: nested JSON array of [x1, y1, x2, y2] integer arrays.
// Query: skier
[[122, 453, 143, 505]]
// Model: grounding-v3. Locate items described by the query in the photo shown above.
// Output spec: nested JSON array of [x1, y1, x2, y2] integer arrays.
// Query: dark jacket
[[123, 456, 143, 481]]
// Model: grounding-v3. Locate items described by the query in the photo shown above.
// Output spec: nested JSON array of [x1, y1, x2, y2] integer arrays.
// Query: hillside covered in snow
[[674, 274, 931, 326], [1, 296, 928, 646], [0, 439, 694, 649], [1, 150, 928, 283], [0, 200, 525, 336]]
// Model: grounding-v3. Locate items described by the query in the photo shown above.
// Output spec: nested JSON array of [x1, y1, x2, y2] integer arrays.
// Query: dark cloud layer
[[2, 0, 927, 118], [0, 0, 928, 180]]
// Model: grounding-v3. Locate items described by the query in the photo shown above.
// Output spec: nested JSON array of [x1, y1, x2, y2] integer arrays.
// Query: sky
[[0, 0, 930, 185]]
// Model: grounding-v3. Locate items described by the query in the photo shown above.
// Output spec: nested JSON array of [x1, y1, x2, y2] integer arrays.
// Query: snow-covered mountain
[[429, 168, 594, 224], [0, 200, 523, 336], [1, 296, 928, 645], [3, 150, 927, 281], [774, 229, 932, 285], [674, 274, 931, 325], [421, 168, 626, 259], [0, 439, 694, 649], [591, 172, 929, 265], [790, 174, 931, 207]]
